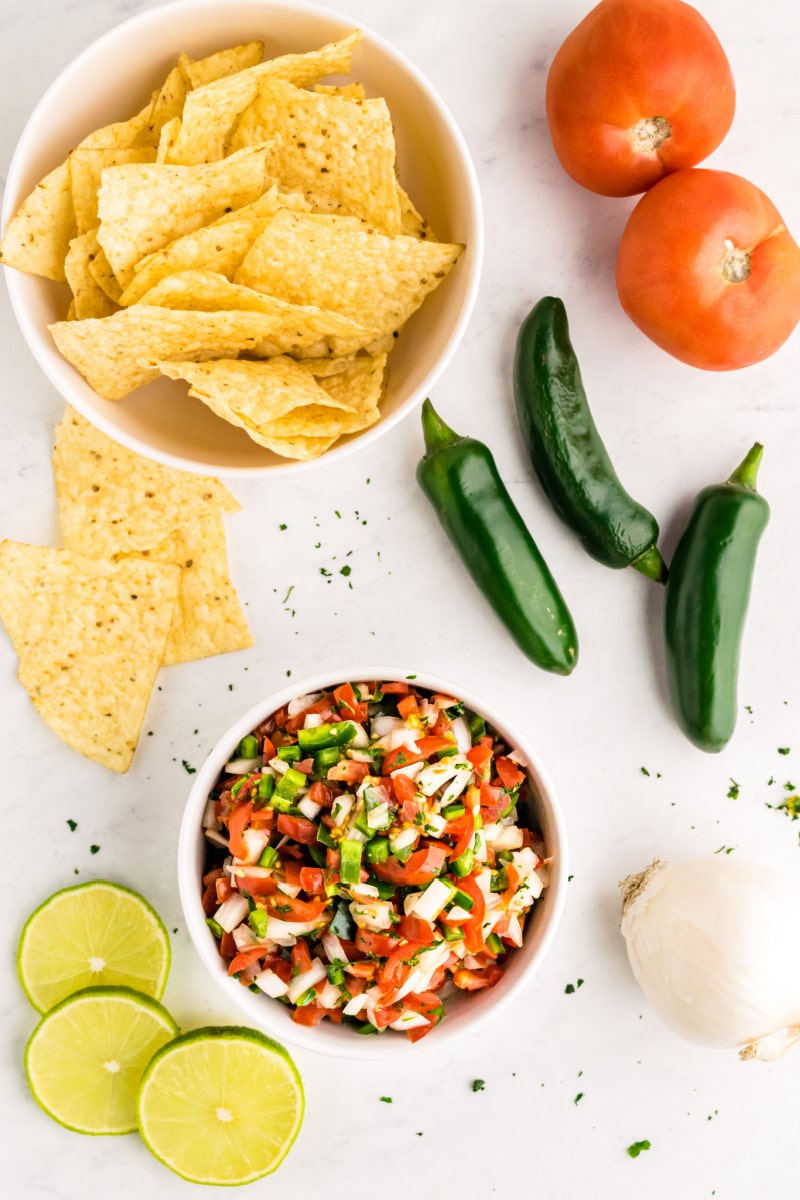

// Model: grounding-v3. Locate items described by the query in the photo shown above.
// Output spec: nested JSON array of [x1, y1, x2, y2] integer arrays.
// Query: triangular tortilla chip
[[64, 230, 119, 320], [0, 540, 180, 772], [53, 407, 239, 556], [0, 161, 76, 282], [185, 42, 264, 89]]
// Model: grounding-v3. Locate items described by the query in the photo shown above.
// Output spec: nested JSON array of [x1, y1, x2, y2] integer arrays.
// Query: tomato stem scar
[[721, 239, 751, 283]]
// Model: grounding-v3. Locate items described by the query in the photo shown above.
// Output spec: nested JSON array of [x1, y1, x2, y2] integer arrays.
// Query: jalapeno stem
[[728, 443, 764, 491], [420, 398, 460, 454], [630, 544, 668, 583]]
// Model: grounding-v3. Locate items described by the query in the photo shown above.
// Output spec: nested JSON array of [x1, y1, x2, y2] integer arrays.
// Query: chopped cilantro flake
[[565, 978, 584, 994], [471, 1079, 485, 1092], [340, 565, 351, 577], [784, 781, 796, 791], [379, 1096, 393, 1104], [779, 747, 791, 756], [574, 1092, 584, 1105], [182, 760, 196, 775], [640, 766, 650, 776], [66, 819, 78, 832], [727, 779, 740, 800], [90, 844, 100, 855], [279, 524, 287, 531], [627, 1140, 651, 1159]]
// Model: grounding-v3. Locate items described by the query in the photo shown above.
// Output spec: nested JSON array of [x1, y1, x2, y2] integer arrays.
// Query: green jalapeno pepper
[[417, 398, 578, 675], [513, 296, 667, 582], [664, 443, 769, 753]]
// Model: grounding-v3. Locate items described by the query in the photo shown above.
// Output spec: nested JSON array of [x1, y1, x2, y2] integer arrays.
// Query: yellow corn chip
[[70, 147, 157, 237], [53, 407, 239, 556], [168, 30, 361, 165], [319, 352, 388, 413], [235, 209, 464, 336], [118, 514, 252, 665], [87, 243, 123, 302], [156, 117, 182, 164], [0, 161, 76, 282], [397, 182, 437, 241], [313, 82, 366, 100], [186, 41, 264, 88], [230, 80, 401, 234], [0, 540, 180, 772], [49, 301, 348, 399], [136, 60, 193, 151], [239, 431, 338, 461], [64, 230, 119, 320], [79, 99, 155, 151], [96, 145, 270, 286]]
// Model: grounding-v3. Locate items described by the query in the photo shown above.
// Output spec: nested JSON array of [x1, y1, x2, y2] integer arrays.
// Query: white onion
[[288, 691, 323, 716], [224, 756, 263, 775], [449, 716, 472, 755], [620, 857, 800, 1061]]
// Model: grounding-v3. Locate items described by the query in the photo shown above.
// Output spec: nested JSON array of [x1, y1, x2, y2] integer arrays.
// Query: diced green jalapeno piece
[[206, 917, 224, 939], [365, 836, 390, 864], [298, 722, 357, 752], [486, 933, 505, 956], [308, 843, 327, 867], [490, 868, 509, 893], [326, 962, 345, 986], [257, 774, 275, 802], [315, 746, 342, 772], [468, 714, 486, 740], [441, 803, 466, 819], [238, 734, 259, 759], [450, 888, 475, 911], [257, 845, 278, 868], [248, 909, 268, 938], [316, 823, 337, 849], [442, 924, 465, 942], [274, 766, 305, 802], [294, 987, 318, 1007], [277, 744, 302, 763], [366, 877, 396, 900], [339, 838, 363, 886], [451, 848, 475, 877]]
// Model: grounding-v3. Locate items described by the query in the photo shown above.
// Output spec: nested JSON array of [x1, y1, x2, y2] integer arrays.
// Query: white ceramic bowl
[[2, 0, 482, 476], [178, 668, 568, 1059]]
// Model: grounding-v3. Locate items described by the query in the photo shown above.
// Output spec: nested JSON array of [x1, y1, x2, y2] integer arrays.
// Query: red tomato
[[371, 845, 448, 887], [355, 929, 399, 957], [290, 941, 313, 974], [616, 169, 800, 369], [397, 915, 435, 944], [276, 814, 317, 844], [451, 966, 503, 991], [227, 800, 254, 859], [333, 682, 369, 723], [495, 757, 525, 790], [299, 866, 325, 894], [392, 773, 417, 805], [228, 946, 265, 976], [265, 894, 328, 922], [546, 0, 735, 197]]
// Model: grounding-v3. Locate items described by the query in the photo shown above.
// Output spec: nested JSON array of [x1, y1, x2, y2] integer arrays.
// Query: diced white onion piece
[[269, 756, 290, 776], [446, 905, 472, 922], [232, 925, 257, 951], [303, 712, 324, 729], [288, 691, 323, 716], [389, 726, 422, 751], [473, 828, 488, 861], [507, 748, 529, 768], [254, 969, 289, 998], [426, 813, 448, 837], [349, 883, 380, 900], [331, 795, 354, 827], [348, 722, 369, 748], [412, 879, 456, 923], [276, 881, 302, 899], [475, 868, 495, 899], [416, 758, 466, 797], [297, 796, 322, 821], [287, 958, 328, 1003], [480, 910, 503, 938], [202, 798, 220, 830], [318, 981, 343, 1009], [321, 931, 349, 964], [230, 863, 270, 881], [214, 894, 250, 933], [463, 954, 484, 970], [491, 825, 524, 851], [389, 1011, 430, 1032], [343, 992, 369, 1017], [348, 749, 375, 763], [392, 942, 451, 1002], [438, 765, 472, 807], [403, 891, 423, 916], [367, 802, 390, 830], [512, 846, 538, 875], [537, 864, 551, 888], [390, 761, 425, 781], [224, 756, 263, 774], [204, 829, 230, 850], [371, 715, 404, 738], [353, 684, 374, 700], [450, 716, 472, 755], [390, 827, 419, 854], [265, 917, 322, 940], [237, 827, 269, 865], [505, 913, 524, 947], [349, 900, 394, 931]]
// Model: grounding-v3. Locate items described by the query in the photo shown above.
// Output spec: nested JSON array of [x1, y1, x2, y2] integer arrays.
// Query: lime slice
[[17, 880, 171, 1012], [25, 986, 178, 1134], [137, 1027, 305, 1185]]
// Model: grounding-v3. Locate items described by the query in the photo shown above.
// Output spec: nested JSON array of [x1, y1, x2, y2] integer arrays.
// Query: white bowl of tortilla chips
[[1, 0, 482, 473]]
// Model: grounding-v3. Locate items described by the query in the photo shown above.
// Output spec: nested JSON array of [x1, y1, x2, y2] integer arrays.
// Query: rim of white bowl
[[2, 0, 484, 478], [178, 666, 568, 1059]]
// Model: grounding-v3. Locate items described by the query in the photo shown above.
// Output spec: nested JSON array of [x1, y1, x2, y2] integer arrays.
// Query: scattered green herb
[[784, 781, 796, 791], [640, 766, 650, 776], [90, 844, 100, 855], [714, 846, 735, 854], [182, 760, 196, 775], [627, 1140, 651, 1159], [340, 565, 351, 577], [564, 978, 584, 994], [66, 819, 77, 832], [471, 1079, 485, 1092], [281, 585, 294, 604], [574, 1092, 584, 1105], [779, 747, 791, 756], [379, 1096, 393, 1104], [279, 524, 287, 531], [727, 779, 740, 800]]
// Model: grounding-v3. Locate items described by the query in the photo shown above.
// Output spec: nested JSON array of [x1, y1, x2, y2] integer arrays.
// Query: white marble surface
[[2, 0, 799, 1196]]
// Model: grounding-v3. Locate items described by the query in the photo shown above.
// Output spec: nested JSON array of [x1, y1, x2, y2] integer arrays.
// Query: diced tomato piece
[[327, 760, 369, 784], [406, 1021, 435, 1043], [355, 929, 399, 958], [397, 695, 419, 719], [371, 1004, 403, 1030], [466, 741, 493, 771], [265, 894, 328, 922], [262, 735, 276, 761], [295, 758, 315, 775], [290, 1003, 327, 1026], [285, 696, 334, 734], [299, 866, 325, 894], [271, 958, 293, 984], [381, 746, 423, 775], [215, 876, 234, 905], [201, 882, 218, 916], [495, 756, 525, 790], [380, 681, 411, 694], [227, 800, 254, 859], [405, 989, 442, 1017], [236, 874, 278, 897], [379, 941, 427, 995], [249, 807, 274, 829], [228, 946, 266, 976], [402, 797, 420, 824], [416, 735, 455, 758], [219, 930, 237, 959], [479, 782, 506, 822], [451, 965, 504, 991], [502, 863, 520, 906], [202, 866, 224, 888], [397, 915, 435, 943], [371, 844, 447, 888], [333, 682, 369, 723], [283, 859, 302, 889], [457, 873, 487, 955], [345, 960, 377, 980], [392, 773, 417, 805], [446, 810, 475, 861], [276, 814, 317, 844], [309, 781, 336, 807], [291, 941, 313, 974]]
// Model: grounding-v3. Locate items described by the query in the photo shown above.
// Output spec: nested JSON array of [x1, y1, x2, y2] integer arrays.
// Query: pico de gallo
[[201, 679, 551, 1041]]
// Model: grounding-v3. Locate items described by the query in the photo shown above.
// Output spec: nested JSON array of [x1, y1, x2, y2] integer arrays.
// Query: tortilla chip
[[313, 82, 366, 101], [168, 30, 361, 165], [156, 117, 182, 164], [96, 145, 270, 286], [239, 431, 339, 461], [186, 42, 264, 88], [70, 147, 157, 236], [119, 514, 252, 664], [319, 352, 388, 413], [49, 302, 352, 399], [87, 243, 123, 302], [64, 230, 119, 319], [229, 80, 401, 234], [0, 161, 76, 282], [0, 540, 180, 772], [79, 100, 155, 152], [235, 209, 464, 336], [136, 60, 194, 151], [397, 182, 437, 241], [53, 406, 239, 556]]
